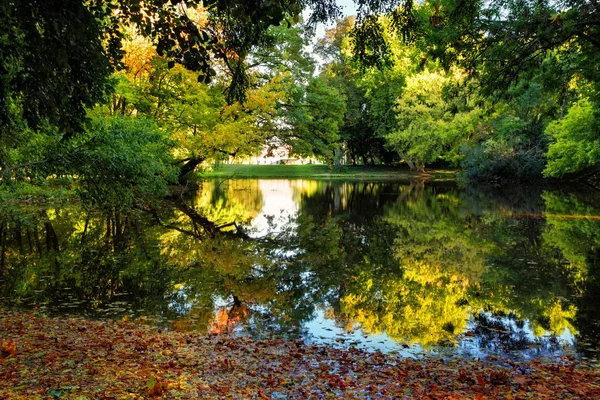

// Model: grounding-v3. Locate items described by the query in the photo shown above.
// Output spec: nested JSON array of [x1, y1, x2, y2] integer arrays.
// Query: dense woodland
[[1, 0, 599, 208], [2, 2, 600, 397]]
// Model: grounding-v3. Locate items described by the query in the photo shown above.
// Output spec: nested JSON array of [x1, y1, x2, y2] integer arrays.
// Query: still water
[[1, 179, 599, 361]]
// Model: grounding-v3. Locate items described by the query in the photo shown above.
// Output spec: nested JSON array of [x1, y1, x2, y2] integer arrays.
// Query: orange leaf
[[0, 340, 16, 357], [147, 376, 164, 397]]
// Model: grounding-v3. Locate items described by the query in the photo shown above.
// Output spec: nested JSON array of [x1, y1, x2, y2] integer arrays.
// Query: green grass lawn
[[200, 164, 457, 179]]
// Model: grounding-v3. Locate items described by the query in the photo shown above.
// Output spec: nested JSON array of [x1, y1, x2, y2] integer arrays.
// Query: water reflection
[[0, 180, 599, 360]]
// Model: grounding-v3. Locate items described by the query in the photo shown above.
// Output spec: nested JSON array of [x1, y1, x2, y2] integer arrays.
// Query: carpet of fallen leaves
[[1, 309, 600, 399]]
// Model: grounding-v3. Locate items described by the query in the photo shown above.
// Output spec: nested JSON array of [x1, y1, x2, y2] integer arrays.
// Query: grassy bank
[[201, 164, 457, 180], [1, 309, 599, 399]]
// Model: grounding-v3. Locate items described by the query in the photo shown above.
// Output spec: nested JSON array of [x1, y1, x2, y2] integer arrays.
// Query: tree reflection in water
[[0, 180, 599, 359]]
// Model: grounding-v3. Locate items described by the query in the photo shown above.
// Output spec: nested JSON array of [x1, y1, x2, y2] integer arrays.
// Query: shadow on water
[[1, 179, 599, 361]]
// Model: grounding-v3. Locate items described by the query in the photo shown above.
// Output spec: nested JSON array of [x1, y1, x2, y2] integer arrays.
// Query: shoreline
[[1, 309, 599, 399], [199, 165, 459, 180]]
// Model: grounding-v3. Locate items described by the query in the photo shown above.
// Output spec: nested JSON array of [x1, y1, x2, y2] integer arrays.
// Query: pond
[[1, 179, 599, 362]]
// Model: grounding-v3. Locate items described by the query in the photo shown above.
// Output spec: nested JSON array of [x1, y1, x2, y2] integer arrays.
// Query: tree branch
[[0, 160, 48, 179]]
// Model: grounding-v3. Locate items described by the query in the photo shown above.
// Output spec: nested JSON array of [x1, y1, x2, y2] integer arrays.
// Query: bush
[[67, 116, 176, 209], [544, 98, 600, 178], [461, 139, 545, 183]]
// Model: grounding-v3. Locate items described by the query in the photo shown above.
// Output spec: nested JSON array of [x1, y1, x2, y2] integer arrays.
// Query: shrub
[[67, 116, 176, 209], [461, 139, 545, 183]]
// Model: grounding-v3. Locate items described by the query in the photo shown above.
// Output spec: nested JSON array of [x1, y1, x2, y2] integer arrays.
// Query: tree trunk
[[397, 151, 416, 171], [44, 220, 59, 252], [178, 157, 204, 184]]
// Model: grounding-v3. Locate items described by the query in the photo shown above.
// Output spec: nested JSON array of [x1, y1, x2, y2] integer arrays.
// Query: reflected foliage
[[1, 179, 600, 357], [0, 206, 174, 317], [541, 189, 600, 355]]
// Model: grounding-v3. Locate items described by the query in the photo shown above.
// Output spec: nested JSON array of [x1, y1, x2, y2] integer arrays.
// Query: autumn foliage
[[1, 309, 599, 398]]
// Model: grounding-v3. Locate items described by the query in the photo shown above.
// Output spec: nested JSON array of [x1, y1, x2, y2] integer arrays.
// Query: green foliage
[[0, 0, 339, 140], [461, 138, 546, 183], [66, 116, 176, 209], [3, 0, 600, 196], [286, 77, 345, 160], [386, 70, 484, 171], [356, 61, 408, 164], [544, 98, 600, 178], [350, 0, 600, 102], [318, 16, 409, 166], [350, 0, 419, 67], [0, 0, 112, 138], [0, 123, 63, 184], [459, 78, 554, 182], [251, 24, 315, 82], [100, 24, 342, 180], [332, 0, 599, 182], [386, 71, 447, 170]]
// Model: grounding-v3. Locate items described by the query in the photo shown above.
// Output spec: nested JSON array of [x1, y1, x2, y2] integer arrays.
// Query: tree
[[0, 0, 346, 137], [349, 0, 600, 99], [460, 78, 554, 183], [64, 115, 177, 209], [544, 98, 600, 179], [386, 70, 447, 171], [342, 0, 600, 179], [317, 16, 406, 165], [0, 0, 113, 141], [99, 27, 291, 183], [384, 68, 485, 171], [243, 23, 346, 163], [284, 77, 346, 162], [99, 20, 345, 180]]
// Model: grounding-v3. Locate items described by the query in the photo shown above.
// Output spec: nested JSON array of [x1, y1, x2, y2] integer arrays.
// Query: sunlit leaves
[[387, 70, 482, 170], [544, 98, 600, 178]]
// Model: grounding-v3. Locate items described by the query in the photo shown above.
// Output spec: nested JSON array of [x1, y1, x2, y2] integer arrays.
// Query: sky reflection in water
[[1, 179, 599, 361]]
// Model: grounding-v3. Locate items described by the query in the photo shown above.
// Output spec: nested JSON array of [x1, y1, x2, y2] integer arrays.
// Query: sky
[[303, 0, 358, 71], [309, 0, 358, 38]]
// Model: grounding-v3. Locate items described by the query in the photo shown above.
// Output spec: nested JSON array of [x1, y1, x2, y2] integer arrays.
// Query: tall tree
[[349, 0, 600, 100], [0, 0, 342, 143]]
